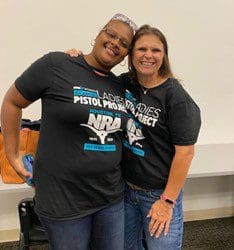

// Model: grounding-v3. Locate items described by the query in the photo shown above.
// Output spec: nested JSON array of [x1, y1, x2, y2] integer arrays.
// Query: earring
[[90, 39, 95, 46], [120, 59, 126, 66]]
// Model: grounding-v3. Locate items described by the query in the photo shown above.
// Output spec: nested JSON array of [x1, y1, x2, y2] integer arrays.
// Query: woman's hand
[[147, 199, 173, 238], [64, 48, 82, 57], [11, 156, 32, 181]]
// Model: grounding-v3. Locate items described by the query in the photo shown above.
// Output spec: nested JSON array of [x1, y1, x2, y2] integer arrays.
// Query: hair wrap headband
[[111, 13, 137, 33]]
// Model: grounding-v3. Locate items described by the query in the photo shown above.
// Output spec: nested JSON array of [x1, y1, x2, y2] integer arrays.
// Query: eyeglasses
[[102, 28, 131, 50]]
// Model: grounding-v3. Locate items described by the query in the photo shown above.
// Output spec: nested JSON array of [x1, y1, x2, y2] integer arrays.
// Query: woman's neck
[[84, 54, 111, 72], [137, 73, 166, 89]]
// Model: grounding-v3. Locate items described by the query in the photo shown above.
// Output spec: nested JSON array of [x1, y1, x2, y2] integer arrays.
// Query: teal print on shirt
[[74, 86, 99, 98], [123, 140, 145, 157], [81, 109, 122, 152], [124, 118, 145, 157], [84, 144, 116, 152], [126, 118, 145, 145], [73, 86, 102, 107], [125, 89, 161, 127], [73, 86, 127, 113], [125, 90, 137, 110]]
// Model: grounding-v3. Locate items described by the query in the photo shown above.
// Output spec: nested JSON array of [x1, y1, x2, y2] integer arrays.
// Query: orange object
[[0, 130, 39, 184]]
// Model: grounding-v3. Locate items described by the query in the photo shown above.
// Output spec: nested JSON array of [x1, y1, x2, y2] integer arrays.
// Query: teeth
[[106, 47, 115, 56], [141, 62, 154, 66]]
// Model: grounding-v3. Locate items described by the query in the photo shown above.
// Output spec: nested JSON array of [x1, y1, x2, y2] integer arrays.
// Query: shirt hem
[[35, 196, 124, 221]]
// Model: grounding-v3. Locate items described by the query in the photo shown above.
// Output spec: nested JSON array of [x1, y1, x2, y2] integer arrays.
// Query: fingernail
[[156, 235, 159, 238], [147, 214, 150, 218]]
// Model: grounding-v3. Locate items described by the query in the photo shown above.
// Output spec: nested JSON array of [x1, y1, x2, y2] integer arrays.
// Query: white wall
[[1, 0, 234, 144], [0, 189, 34, 231], [184, 176, 234, 211]]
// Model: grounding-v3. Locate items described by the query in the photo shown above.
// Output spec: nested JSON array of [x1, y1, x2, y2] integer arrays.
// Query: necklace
[[140, 85, 149, 94], [139, 77, 168, 94]]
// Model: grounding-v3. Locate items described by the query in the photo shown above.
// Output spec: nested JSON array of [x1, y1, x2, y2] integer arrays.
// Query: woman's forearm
[[1, 96, 22, 165], [1, 84, 31, 165], [162, 145, 194, 201]]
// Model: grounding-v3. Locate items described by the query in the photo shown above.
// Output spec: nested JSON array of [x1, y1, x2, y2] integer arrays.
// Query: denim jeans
[[124, 184, 183, 250], [39, 200, 124, 250]]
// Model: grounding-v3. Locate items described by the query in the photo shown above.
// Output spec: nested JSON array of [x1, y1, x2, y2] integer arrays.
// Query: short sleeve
[[168, 100, 201, 145], [15, 53, 53, 102], [118, 72, 132, 89]]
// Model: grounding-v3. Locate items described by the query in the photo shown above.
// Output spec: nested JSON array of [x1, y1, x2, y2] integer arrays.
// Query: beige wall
[[1, 0, 234, 144]]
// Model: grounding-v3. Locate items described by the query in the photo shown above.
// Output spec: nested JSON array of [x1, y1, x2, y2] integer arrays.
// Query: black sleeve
[[15, 53, 53, 102], [168, 100, 201, 146], [118, 72, 132, 89]]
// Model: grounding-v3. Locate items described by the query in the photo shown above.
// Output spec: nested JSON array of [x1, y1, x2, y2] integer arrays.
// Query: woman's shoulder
[[166, 78, 183, 92], [37, 52, 76, 69], [118, 72, 134, 89], [118, 72, 130, 82], [47, 51, 71, 66], [166, 78, 199, 106]]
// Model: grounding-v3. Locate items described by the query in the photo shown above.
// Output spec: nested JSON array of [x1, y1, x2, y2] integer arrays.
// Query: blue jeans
[[124, 184, 183, 250], [39, 200, 124, 250]]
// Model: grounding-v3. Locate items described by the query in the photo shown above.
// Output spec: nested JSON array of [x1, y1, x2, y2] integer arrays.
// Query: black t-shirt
[[15, 52, 128, 220], [121, 74, 201, 189]]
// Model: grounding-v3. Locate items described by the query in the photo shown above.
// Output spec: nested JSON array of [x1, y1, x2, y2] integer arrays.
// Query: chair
[[18, 198, 48, 250]]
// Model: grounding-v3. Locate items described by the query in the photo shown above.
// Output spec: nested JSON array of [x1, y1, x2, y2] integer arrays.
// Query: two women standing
[[1, 14, 201, 250]]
